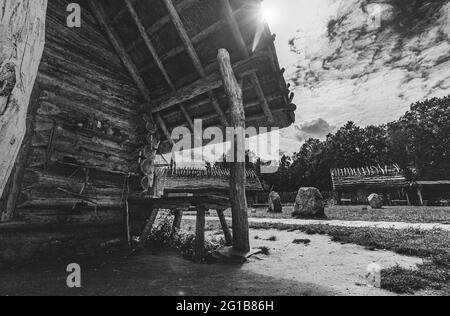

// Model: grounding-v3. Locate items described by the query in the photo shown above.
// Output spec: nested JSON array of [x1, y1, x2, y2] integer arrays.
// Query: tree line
[[257, 95, 450, 192]]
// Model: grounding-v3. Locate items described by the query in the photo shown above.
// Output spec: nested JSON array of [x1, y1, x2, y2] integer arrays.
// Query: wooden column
[[137, 208, 159, 249], [0, 0, 47, 202], [217, 210, 233, 246], [172, 210, 184, 234], [417, 187, 424, 206], [217, 48, 250, 253], [195, 206, 206, 259]]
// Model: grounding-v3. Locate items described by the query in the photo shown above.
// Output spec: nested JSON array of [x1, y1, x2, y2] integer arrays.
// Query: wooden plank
[[221, 0, 274, 123], [217, 48, 250, 253]]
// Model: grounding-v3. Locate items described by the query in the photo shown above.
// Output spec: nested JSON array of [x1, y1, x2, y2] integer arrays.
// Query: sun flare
[[260, 6, 277, 25]]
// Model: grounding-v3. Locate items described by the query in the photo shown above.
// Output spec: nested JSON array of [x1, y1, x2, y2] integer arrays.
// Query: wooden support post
[[217, 48, 250, 253], [195, 206, 206, 259], [138, 209, 159, 249], [405, 191, 411, 206], [417, 187, 424, 206], [172, 210, 184, 234], [217, 210, 233, 246]]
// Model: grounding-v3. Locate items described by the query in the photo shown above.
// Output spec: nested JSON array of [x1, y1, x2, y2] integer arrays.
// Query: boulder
[[268, 191, 282, 213], [368, 193, 383, 209], [292, 187, 326, 219]]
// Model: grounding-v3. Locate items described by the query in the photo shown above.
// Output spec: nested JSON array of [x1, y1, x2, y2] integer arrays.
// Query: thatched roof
[[90, 0, 296, 153], [331, 164, 408, 191], [154, 167, 263, 195]]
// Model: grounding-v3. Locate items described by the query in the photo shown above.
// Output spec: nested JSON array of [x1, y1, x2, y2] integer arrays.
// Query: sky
[[261, 0, 450, 156]]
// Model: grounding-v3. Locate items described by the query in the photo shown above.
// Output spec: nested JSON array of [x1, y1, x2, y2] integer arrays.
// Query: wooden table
[[129, 194, 233, 258]]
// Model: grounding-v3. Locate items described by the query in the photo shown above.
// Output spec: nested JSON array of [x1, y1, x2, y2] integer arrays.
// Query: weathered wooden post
[[0, 0, 47, 214], [217, 209, 233, 246], [217, 48, 250, 253], [195, 206, 206, 259]]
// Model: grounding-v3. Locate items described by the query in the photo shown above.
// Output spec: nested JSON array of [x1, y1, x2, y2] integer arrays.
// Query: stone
[[268, 191, 282, 213], [292, 187, 326, 219], [368, 193, 383, 209]]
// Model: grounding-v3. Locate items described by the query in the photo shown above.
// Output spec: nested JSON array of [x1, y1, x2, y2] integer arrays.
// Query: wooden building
[[0, 0, 295, 261], [331, 164, 409, 205]]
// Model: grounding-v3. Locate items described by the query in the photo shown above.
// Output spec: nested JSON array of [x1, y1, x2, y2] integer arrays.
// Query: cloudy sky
[[261, 0, 450, 155]]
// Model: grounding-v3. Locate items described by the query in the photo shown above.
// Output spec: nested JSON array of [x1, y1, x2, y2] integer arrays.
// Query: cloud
[[267, 0, 450, 155], [297, 118, 334, 137], [288, 0, 450, 94]]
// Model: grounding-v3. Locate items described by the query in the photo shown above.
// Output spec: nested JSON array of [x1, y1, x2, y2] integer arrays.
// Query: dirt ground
[[0, 227, 423, 296], [244, 229, 422, 296]]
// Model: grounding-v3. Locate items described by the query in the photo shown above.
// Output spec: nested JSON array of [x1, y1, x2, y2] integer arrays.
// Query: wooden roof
[[331, 164, 408, 190], [153, 167, 264, 195], [88, 0, 296, 153]]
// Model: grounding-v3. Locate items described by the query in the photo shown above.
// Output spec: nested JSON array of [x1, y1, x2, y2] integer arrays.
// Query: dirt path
[[243, 229, 422, 296], [195, 216, 450, 231]]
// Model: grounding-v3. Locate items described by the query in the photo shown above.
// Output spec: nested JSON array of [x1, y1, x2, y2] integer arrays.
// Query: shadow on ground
[[0, 250, 334, 296]]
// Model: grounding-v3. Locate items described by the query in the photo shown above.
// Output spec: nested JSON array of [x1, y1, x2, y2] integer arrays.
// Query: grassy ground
[[247, 222, 450, 295], [219, 205, 450, 224]]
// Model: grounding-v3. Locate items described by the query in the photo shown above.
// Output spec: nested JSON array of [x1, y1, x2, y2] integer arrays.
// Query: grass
[[249, 221, 450, 294], [219, 205, 450, 224], [145, 214, 225, 261]]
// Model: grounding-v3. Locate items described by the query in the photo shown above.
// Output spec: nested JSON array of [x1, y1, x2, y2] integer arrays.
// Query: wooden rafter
[[125, 0, 198, 53], [221, 0, 274, 124], [87, 0, 173, 145], [162, 0, 229, 126], [149, 51, 268, 113], [138, 5, 250, 75], [124, 0, 194, 131]]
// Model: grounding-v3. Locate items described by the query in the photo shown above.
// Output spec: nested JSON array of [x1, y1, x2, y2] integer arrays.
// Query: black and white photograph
[[0, 0, 449, 299]]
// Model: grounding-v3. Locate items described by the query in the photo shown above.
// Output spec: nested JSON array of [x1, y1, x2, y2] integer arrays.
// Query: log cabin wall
[[10, 0, 146, 225]]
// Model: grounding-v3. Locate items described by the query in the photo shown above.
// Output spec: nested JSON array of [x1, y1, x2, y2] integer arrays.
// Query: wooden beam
[[217, 210, 233, 246], [125, 0, 194, 131], [162, 0, 205, 77], [87, 0, 172, 142], [156, 114, 174, 145], [218, 48, 250, 253], [126, 0, 198, 53], [221, 0, 274, 124], [137, 209, 159, 249], [138, 5, 250, 75], [125, 0, 174, 90], [162, 0, 229, 125], [151, 51, 269, 113]]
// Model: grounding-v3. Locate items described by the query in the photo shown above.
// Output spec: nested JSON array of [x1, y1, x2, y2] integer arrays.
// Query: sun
[[260, 5, 277, 25]]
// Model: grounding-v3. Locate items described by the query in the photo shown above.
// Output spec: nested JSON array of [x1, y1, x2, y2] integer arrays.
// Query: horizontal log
[[151, 51, 270, 113]]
